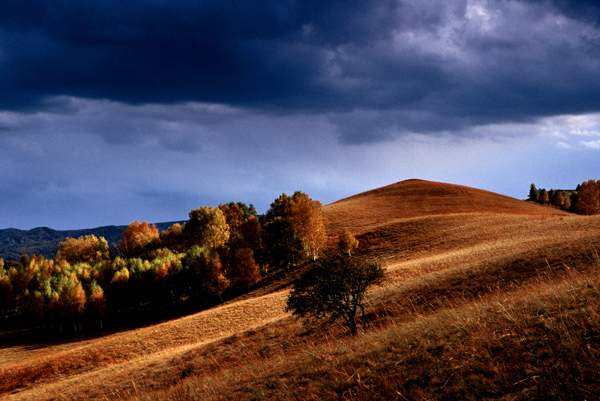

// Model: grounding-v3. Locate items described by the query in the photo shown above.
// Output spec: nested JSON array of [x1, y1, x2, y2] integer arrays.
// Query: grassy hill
[[2, 179, 600, 400]]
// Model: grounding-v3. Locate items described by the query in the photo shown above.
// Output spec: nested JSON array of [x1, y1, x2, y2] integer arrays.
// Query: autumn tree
[[551, 191, 563, 209], [239, 215, 264, 256], [0, 259, 12, 309], [47, 290, 61, 330], [529, 184, 578, 211], [228, 248, 261, 289], [219, 203, 244, 239], [110, 265, 130, 291], [564, 192, 572, 210], [8, 259, 35, 301], [550, 190, 572, 210], [265, 193, 300, 268], [58, 280, 86, 330], [184, 207, 230, 250], [87, 280, 107, 328], [26, 269, 87, 332], [119, 221, 159, 258], [160, 223, 187, 253], [56, 235, 110, 265], [219, 202, 257, 239], [266, 193, 293, 221], [265, 191, 327, 268], [27, 291, 47, 327], [338, 228, 359, 256], [575, 179, 600, 215], [286, 254, 385, 335], [183, 246, 229, 301], [265, 217, 305, 269], [290, 194, 326, 261]]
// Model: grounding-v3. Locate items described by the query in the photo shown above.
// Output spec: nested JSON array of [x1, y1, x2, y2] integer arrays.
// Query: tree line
[[0, 191, 329, 332], [528, 179, 600, 215]]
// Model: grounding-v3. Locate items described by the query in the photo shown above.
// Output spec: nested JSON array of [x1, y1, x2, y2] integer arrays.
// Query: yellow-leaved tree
[[338, 228, 359, 256], [290, 193, 326, 261], [56, 235, 110, 265], [264, 191, 327, 268], [184, 206, 230, 249]]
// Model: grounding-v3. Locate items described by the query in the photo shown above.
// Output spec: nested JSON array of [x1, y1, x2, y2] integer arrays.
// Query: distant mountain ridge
[[0, 222, 183, 263]]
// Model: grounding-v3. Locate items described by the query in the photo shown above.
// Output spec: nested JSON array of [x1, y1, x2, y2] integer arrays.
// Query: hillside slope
[[324, 179, 570, 266], [325, 179, 567, 235], [3, 179, 598, 401]]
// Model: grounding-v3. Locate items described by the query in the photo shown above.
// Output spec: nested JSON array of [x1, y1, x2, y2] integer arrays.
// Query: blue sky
[[1, 0, 600, 229]]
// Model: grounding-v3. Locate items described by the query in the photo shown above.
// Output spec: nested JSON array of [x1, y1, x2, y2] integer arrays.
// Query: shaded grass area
[[0, 289, 289, 399], [133, 244, 600, 400]]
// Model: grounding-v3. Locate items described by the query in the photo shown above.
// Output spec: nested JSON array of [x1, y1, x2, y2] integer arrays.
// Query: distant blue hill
[[0, 222, 184, 263]]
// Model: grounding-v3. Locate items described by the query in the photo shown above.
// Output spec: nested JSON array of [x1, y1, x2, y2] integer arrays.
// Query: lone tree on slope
[[286, 254, 385, 335], [338, 228, 359, 256]]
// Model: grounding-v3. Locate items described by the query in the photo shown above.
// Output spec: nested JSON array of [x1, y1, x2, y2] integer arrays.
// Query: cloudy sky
[[1, 0, 600, 230]]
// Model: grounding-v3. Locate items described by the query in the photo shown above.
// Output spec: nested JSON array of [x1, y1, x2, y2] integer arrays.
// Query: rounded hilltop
[[324, 179, 569, 235]]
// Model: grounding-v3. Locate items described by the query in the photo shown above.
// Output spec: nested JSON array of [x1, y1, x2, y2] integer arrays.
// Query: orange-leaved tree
[[119, 221, 159, 258], [228, 248, 261, 289], [219, 203, 245, 238], [575, 179, 600, 215], [539, 188, 550, 204]]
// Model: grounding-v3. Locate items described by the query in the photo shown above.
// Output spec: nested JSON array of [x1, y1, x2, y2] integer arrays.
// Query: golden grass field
[[3, 179, 600, 400]]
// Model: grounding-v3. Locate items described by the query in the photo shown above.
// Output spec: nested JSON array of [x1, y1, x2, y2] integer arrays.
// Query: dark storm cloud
[[1, 0, 600, 143], [0, 0, 327, 108], [525, 0, 600, 24]]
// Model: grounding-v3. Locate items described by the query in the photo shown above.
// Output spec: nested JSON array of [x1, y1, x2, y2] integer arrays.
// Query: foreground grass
[[134, 249, 600, 400], [0, 290, 289, 400]]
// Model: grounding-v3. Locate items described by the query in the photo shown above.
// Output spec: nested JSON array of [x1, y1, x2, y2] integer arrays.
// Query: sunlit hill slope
[[3, 179, 600, 400]]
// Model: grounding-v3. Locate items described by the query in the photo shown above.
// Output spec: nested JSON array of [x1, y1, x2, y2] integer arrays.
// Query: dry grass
[[324, 179, 568, 236], [128, 236, 600, 400], [0, 290, 290, 399], [2, 179, 599, 400]]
